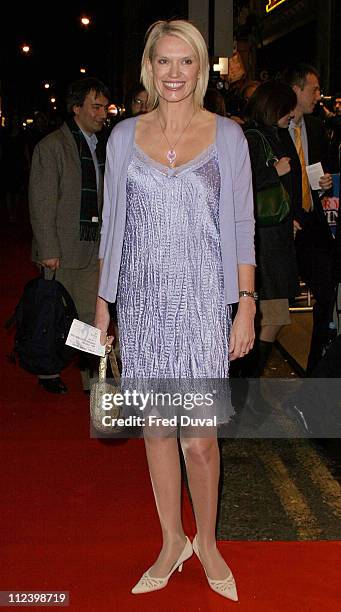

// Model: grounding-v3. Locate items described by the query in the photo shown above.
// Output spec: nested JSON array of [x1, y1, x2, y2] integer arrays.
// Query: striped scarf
[[67, 117, 105, 241]]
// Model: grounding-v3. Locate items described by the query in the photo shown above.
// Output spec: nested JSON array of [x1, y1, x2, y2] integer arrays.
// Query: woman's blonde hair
[[140, 20, 210, 110]]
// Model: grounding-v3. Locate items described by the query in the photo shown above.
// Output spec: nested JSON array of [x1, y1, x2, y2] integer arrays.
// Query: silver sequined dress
[[116, 142, 232, 386]]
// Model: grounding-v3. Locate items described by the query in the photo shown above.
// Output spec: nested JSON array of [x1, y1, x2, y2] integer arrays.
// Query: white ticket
[[306, 162, 324, 190], [65, 319, 105, 357]]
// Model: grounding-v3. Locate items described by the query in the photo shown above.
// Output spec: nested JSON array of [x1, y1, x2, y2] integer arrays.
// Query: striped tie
[[294, 125, 312, 211]]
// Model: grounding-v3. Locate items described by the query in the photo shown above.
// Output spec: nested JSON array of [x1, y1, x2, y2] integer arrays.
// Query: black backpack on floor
[[10, 274, 78, 375]]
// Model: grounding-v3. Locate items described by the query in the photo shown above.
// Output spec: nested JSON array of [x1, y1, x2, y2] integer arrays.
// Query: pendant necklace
[[158, 110, 196, 167]]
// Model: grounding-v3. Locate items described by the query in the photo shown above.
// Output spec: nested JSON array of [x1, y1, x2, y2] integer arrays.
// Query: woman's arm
[[229, 264, 256, 360], [229, 131, 256, 359], [94, 260, 113, 346], [95, 130, 118, 345]]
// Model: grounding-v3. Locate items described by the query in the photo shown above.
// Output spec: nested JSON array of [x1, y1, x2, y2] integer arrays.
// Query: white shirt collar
[[79, 126, 98, 149]]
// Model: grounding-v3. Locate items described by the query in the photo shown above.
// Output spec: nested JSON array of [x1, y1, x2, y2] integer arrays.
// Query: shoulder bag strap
[[98, 346, 121, 385], [245, 128, 279, 167], [108, 348, 121, 385]]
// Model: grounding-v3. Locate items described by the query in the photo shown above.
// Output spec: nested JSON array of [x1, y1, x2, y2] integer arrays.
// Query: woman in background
[[124, 83, 148, 117], [244, 80, 300, 376]]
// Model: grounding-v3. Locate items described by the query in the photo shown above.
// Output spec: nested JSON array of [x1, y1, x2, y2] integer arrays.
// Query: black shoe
[[219, 414, 240, 437], [38, 377, 68, 394], [239, 384, 274, 429], [239, 401, 273, 429]]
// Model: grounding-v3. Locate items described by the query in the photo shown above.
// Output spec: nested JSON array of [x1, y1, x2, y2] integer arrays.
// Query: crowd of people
[[2, 63, 339, 389], [1, 17, 340, 602]]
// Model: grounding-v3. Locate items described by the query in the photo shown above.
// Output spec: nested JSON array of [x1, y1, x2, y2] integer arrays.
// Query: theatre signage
[[266, 0, 288, 12]]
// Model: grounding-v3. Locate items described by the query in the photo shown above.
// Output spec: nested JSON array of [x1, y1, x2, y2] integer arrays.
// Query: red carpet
[[1, 224, 340, 611]]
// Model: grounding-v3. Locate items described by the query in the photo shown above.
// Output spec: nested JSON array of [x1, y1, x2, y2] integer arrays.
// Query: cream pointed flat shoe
[[192, 535, 238, 602], [131, 536, 193, 594]]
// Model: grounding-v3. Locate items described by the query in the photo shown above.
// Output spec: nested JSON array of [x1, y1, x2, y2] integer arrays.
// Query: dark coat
[[281, 116, 334, 303], [244, 122, 299, 300], [29, 123, 104, 269], [280, 116, 334, 249]]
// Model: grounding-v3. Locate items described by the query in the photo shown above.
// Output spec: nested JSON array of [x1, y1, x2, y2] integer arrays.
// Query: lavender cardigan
[[98, 114, 255, 305]]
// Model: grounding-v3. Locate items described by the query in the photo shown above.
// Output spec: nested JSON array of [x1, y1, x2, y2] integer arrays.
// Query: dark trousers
[[43, 249, 99, 380], [295, 220, 334, 374]]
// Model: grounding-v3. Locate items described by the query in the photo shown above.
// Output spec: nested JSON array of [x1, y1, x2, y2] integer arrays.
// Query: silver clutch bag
[[90, 346, 121, 434]]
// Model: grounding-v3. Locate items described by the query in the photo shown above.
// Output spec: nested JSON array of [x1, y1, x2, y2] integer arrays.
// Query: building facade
[[245, 0, 339, 94]]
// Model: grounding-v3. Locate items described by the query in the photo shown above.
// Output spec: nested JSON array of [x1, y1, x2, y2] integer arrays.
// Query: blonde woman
[[95, 20, 256, 601]]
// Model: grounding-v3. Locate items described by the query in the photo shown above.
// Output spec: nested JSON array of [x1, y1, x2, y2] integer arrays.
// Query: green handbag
[[246, 128, 291, 227]]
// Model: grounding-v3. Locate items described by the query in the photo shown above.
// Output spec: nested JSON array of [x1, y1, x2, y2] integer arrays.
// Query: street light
[[80, 67, 87, 74], [44, 83, 50, 89], [81, 16, 90, 26], [108, 104, 118, 116], [213, 58, 229, 76], [50, 97, 56, 103], [21, 44, 30, 54]]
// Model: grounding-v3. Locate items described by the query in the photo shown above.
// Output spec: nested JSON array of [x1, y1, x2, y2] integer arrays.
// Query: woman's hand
[[274, 157, 291, 177], [94, 297, 114, 346], [229, 299, 256, 361]]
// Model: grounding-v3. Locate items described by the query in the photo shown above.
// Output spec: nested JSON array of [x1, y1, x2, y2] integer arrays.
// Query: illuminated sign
[[266, 0, 287, 12]]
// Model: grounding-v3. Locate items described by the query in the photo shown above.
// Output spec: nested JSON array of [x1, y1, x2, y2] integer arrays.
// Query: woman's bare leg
[[143, 435, 187, 577], [180, 435, 230, 579], [259, 323, 282, 343]]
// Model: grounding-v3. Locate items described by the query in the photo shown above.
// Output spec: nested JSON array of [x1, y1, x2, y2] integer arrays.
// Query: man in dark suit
[[283, 64, 334, 374]]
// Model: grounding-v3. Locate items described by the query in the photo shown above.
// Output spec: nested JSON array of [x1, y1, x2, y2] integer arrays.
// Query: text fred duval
[[101, 415, 217, 428]]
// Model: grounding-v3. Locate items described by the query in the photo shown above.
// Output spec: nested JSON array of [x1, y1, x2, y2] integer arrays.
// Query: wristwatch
[[239, 290, 258, 301]]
